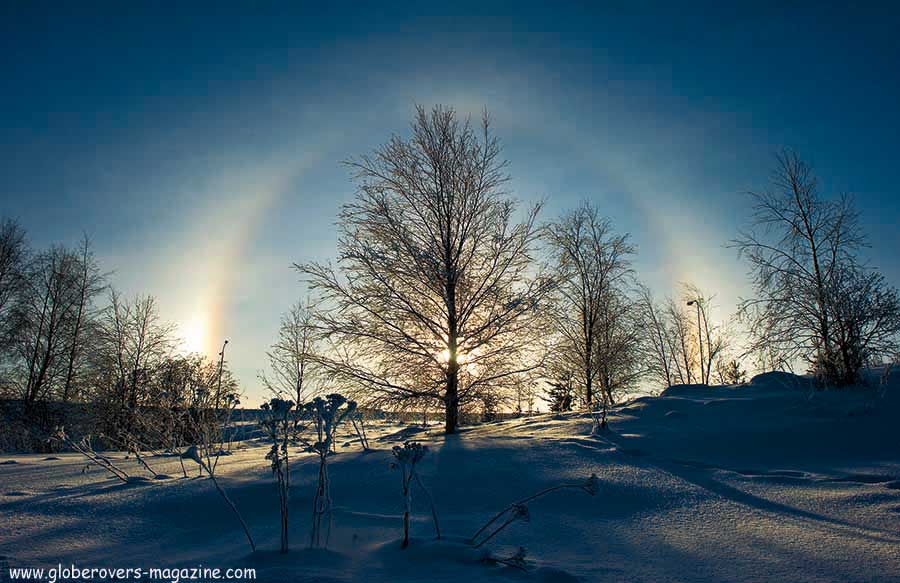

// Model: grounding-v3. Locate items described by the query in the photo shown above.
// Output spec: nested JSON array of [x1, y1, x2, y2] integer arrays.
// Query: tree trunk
[[585, 367, 593, 412], [599, 380, 610, 430], [584, 302, 594, 410], [445, 277, 460, 434], [444, 366, 459, 434]]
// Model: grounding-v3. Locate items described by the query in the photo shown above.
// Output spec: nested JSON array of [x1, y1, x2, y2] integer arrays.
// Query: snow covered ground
[[2, 372, 899, 582]]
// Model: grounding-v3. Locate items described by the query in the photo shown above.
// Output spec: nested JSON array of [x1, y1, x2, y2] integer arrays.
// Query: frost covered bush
[[300, 393, 356, 548], [391, 441, 440, 548], [470, 473, 599, 548], [261, 398, 294, 553]]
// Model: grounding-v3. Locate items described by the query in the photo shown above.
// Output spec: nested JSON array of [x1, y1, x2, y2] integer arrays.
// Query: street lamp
[[687, 300, 704, 384], [216, 339, 229, 408]]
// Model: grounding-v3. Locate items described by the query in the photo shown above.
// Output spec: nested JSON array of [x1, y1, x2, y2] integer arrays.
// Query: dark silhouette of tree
[[0, 219, 28, 358], [637, 284, 675, 388], [638, 283, 728, 389], [682, 283, 725, 386], [734, 150, 900, 385], [298, 105, 548, 433], [61, 235, 105, 402], [544, 202, 635, 418], [260, 299, 320, 404], [592, 289, 643, 426], [545, 374, 575, 413], [1, 231, 104, 407], [16, 246, 82, 405], [92, 291, 175, 436]]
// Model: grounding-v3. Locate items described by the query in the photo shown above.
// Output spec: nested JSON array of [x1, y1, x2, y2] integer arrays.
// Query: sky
[[2, 2, 900, 405]]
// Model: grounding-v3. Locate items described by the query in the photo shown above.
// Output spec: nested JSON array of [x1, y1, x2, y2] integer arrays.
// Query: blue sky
[[2, 2, 900, 402]]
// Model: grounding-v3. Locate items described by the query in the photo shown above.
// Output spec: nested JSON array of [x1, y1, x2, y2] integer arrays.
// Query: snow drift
[[1, 371, 898, 582]]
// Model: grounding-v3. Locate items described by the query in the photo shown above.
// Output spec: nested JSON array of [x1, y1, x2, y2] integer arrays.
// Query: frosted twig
[[470, 474, 599, 547]]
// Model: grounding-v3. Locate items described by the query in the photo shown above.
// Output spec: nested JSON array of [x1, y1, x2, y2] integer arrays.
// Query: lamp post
[[216, 339, 229, 408], [687, 300, 704, 384]]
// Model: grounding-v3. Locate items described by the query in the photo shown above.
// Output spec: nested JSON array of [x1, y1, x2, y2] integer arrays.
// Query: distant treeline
[[0, 222, 241, 452]]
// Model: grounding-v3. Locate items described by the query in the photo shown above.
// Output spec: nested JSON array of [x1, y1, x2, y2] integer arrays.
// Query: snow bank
[[1, 371, 898, 582]]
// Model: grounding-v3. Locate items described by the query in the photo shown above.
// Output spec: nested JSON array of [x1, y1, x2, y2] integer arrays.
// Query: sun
[[181, 313, 209, 355], [437, 342, 481, 374]]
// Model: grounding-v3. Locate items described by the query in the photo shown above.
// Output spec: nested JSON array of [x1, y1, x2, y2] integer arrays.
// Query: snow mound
[[1, 371, 898, 582]]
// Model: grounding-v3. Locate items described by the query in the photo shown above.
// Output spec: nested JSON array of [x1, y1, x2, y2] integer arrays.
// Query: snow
[[2, 372, 899, 582]]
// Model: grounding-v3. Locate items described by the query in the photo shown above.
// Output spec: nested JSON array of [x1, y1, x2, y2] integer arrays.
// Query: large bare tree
[[734, 150, 900, 385], [16, 246, 83, 405], [298, 105, 548, 433], [544, 202, 635, 422], [2, 235, 104, 406]]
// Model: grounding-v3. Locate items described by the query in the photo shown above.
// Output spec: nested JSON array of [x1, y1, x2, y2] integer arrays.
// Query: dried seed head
[[392, 441, 428, 465]]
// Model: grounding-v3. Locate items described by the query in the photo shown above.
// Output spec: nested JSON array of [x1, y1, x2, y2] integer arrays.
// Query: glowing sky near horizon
[[2, 3, 900, 405]]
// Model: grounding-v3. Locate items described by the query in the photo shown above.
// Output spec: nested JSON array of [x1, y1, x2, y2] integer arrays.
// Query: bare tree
[[733, 150, 900, 385], [0, 227, 106, 409], [260, 299, 319, 404], [15, 246, 82, 406], [0, 219, 28, 358], [665, 296, 696, 385], [593, 290, 644, 426], [512, 374, 538, 415], [636, 284, 674, 388], [544, 202, 634, 417], [682, 283, 725, 385], [828, 266, 900, 381], [298, 105, 548, 433], [92, 291, 175, 437], [61, 235, 105, 402], [0, 230, 105, 447], [638, 283, 728, 390]]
